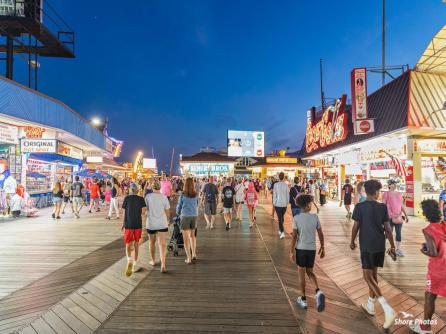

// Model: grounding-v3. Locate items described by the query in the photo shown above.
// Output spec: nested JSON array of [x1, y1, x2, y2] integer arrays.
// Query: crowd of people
[[48, 171, 445, 334]]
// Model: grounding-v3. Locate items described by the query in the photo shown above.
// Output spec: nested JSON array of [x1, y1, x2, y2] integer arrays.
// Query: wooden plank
[[41, 310, 76, 334], [52, 304, 91, 334], [30, 318, 56, 334]]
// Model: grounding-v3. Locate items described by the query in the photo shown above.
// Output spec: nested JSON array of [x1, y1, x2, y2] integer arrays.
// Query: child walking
[[410, 199, 446, 334], [245, 182, 258, 228], [289, 194, 326, 312]]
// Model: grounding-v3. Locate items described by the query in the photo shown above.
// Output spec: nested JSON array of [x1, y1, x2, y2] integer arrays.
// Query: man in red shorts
[[121, 183, 146, 277]]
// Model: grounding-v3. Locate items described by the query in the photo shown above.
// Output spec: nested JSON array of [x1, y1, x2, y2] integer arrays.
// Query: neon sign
[[305, 95, 349, 153]]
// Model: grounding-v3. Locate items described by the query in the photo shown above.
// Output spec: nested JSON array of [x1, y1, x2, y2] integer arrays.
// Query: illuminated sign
[[414, 139, 446, 154], [143, 158, 157, 169], [23, 126, 46, 138], [57, 142, 83, 160], [21, 139, 56, 153], [228, 130, 264, 157], [188, 164, 230, 174], [0, 123, 18, 144], [86, 156, 103, 163], [305, 95, 349, 153], [351, 68, 368, 122], [266, 157, 298, 164]]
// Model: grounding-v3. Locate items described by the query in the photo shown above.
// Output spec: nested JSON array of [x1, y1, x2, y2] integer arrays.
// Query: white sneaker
[[383, 309, 396, 329], [361, 299, 375, 316], [410, 322, 433, 334], [315, 290, 325, 312], [296, 297, 307, 309], [396, 249, 405, 257], [132, 262, 139, 273], [280, 232, 285, 239], [278, 230, 281, 236]]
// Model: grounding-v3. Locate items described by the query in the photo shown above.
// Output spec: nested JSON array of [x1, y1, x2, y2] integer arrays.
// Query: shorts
[[295, 249, 316, 268], [223, 207, 233, 214], [344, 194, 352, 206], [180, 216, 197, 230], [90, 197, 99, 203], [124, 229, 142, 244], [235, 200, 244, 204], [52, 197, 62, 204], [72, 197, 83, 205], [63, 196, 70, 203], [147, 228, 169, 235], [427, 270, 446, 297], [360, 251, 385, 269], [205, 201, 217, 215]]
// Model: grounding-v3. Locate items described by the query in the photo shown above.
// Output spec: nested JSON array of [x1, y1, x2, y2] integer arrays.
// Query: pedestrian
[[264, 178, 271, 199], [160, 174, 172, 201], [410, 199, 446, 334], [61, 178, 72, 215], [350, 179, 397, 330], [319, 179, 328, 206], [271, 176, 278, 219], [273, 172, 289, 239], [176, 177, 199, 264], [107, 177, 120, 220], [10, 192, 23, 218], [71, 176, 84, 219], [290, 176, 303, 217], [245, 182, 258, 228], [145, 180, 170, 273], [341, 178, 354, 219], [438, 182, 446, 221], [222, 178, 236, 230], [234, 178, 245, 222], [382, 179, 409, 257], [88, 178, 101, 213], [353, 181, 366, 205], [121, 183, 146, 276], [201, 176, 219, 229], [51, 182, 63, 219], [290, 194, 326, 312]]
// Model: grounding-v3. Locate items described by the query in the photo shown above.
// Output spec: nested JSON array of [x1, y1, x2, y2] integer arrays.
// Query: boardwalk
[[1, 198, 445, 333]]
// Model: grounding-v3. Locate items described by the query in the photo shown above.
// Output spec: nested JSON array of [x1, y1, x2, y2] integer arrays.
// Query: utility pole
[[169, 147, 175, 176], [320, 58, 325, 111], [382, 0, 386, 86]]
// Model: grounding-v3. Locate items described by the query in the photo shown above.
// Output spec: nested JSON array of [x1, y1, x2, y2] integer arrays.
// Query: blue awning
[[29, 153, 83, 166]]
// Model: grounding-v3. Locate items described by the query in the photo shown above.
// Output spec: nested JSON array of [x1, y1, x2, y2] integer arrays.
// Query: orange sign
[[23, 126, 46, 138], [305, 95, 349, 153]]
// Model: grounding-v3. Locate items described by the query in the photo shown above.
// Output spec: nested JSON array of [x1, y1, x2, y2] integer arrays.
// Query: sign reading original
[[21, 139, 56, 153]]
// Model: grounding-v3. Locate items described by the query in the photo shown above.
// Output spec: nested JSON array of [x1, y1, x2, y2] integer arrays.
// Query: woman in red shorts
[[411, 199, 446, 334]]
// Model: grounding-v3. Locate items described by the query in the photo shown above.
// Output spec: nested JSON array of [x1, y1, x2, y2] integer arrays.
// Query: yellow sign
[[266, 157, 298, 164]]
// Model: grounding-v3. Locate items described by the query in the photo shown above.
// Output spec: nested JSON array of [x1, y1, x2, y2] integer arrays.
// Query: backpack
[[206, 184, 216, 203]]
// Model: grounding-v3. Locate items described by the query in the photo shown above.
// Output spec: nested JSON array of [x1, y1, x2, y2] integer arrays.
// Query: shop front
[[248, 156, 304, 180], [302, 59, 446, 216], [180, 152, 235, 178]]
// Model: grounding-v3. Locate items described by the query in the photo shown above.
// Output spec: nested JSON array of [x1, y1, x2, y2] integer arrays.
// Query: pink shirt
[[160, 180, 172, 197], [382, 191, 403, 219]]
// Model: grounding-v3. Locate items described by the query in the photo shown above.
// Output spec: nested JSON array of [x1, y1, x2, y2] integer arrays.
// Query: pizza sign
[[305, 95, 349, 153]]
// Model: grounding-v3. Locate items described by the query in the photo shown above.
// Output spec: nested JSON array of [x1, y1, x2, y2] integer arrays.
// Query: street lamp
[[91, 117, 102, 127]]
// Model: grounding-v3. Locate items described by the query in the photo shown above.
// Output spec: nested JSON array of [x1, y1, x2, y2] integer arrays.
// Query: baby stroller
[[168, 215, 184, 256]]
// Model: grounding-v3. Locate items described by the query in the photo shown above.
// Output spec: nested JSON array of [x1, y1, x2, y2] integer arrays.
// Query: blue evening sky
[[18, 1, 446, 171]]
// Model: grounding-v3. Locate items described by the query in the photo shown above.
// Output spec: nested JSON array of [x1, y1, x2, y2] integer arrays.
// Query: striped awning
[[416, 24, 446, 74], [409, 71, 446, 128]]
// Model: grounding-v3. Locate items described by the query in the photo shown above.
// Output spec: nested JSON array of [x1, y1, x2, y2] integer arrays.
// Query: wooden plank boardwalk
[[97, 210, 301, 334], [19, 241, 152, 334], [259, 197, 446, 333]]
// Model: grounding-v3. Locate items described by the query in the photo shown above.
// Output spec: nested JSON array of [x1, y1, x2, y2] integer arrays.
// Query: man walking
[[71, 176, 84, 219], [122, 183, 146, 276], [350, 179, 397, 329], [222, 178, 236, 231], [273, 172, 289, 239], [201, 176, 219, 229]]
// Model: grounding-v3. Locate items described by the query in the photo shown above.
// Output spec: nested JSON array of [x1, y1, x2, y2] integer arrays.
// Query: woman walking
[[319, 179, 328, 206], [234, 179, 245, 222], [107, 177, 120, 220], [382, 179, 408, 257], [353, 181, 366, 205], [145, 181, 170, 273], [52, 182, 63, 219], [245, 182, 258, 228], [176, 177, 199, 264]]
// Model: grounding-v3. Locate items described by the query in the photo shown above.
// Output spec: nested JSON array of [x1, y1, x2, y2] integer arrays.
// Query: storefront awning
[[416, 24, 446, 74], [29, 153, 83, 166]]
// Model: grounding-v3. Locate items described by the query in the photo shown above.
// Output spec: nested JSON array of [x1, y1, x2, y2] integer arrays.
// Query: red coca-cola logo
[[359, 120, 370, 132]]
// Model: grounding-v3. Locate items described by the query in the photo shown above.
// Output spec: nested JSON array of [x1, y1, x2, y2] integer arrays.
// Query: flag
[[380, 150, 407, 177]]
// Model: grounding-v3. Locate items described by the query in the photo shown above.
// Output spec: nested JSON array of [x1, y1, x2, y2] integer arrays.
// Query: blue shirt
[[440, 190, 446, 208], [176, 194, 199, 217]]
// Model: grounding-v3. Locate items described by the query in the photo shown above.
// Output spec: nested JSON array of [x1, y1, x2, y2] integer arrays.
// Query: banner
[[21, 139, 56, 153], [405, 166, 414, 209], [351, 68, 368, 123]]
